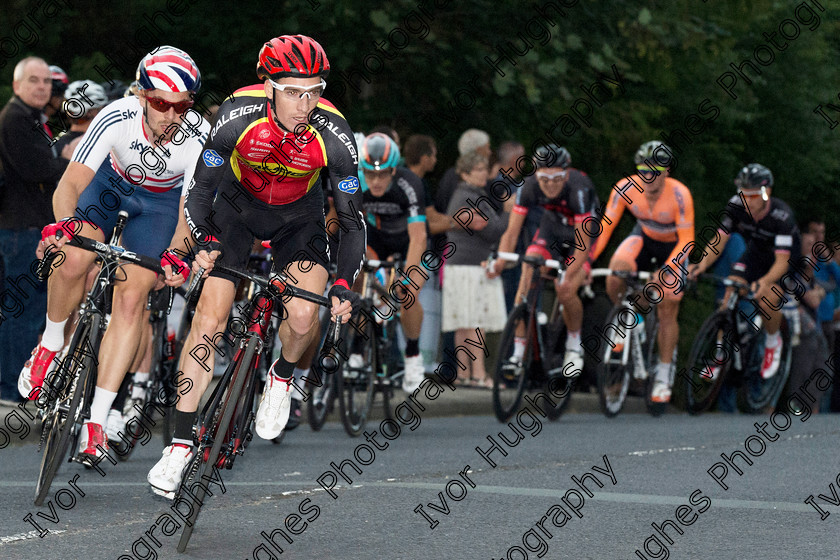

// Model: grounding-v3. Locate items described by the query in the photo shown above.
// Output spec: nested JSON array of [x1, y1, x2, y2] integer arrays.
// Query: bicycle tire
[[336, 316, 376, 437], [35, 317, 98, 505], [736, 318, 792, 413], [307, 363, 334, 431], [542, 314, 572, 421], [682, 310, 734, 414], [595, 305, 633, 418], [493, 303, 532, 422], [177, 337, 257, 553]]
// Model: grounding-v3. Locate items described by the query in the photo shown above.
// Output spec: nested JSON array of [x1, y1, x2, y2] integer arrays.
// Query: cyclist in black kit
[[357, 132, 429, 392], [490, 145, 599, 377], [148, 35, 365, 498], [689, 163, 800, 380]]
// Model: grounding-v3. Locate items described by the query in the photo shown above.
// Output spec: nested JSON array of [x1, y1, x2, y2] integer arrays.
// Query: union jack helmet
[[136, 46, 201, 93]]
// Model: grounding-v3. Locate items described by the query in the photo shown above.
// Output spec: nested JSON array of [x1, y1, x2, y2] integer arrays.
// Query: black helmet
[[534, 144, 570, 169], [634, 141, 674, 168], [734, 163, 773, 191]]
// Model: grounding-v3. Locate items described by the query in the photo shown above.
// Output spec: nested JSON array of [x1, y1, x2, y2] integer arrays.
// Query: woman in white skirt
[[443, 152, 508, 387]]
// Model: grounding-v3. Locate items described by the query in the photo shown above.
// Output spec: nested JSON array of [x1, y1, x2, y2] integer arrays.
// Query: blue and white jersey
[[72, 96, 209, 196]]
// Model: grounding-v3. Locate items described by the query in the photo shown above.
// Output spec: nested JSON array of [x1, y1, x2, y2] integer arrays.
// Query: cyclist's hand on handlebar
[[41, 217, 83, 250], [328, 283, 361, 323], [193, 237, 222, 275], [160, 250, 189, 288]]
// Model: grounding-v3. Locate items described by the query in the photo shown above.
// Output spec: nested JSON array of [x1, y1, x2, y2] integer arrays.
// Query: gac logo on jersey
[[203, 149, 224, 167], [338, 176, 360, 194]]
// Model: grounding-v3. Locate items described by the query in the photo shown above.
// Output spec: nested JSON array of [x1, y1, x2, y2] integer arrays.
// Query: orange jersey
[[592, 175, 694, 265]]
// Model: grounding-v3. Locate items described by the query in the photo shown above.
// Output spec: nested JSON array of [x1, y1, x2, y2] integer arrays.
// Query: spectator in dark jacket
[[443, 152, 508, 387], [0, 56, 71, 402]]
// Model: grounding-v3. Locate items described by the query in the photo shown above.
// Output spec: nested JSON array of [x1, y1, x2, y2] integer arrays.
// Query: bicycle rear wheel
[[682, 310, 734, 414], [736, 318, 792, 413], [177, 337, 257, 552], [35, 317, 99, 505], [493, 303, 532, 422], [307, 363, 334, 431], [336, 317, 376, 437], [595, 305, 633, 418]]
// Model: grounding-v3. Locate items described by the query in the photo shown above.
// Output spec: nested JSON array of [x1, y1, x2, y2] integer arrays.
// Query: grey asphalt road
[[0, 406, 838, 560]]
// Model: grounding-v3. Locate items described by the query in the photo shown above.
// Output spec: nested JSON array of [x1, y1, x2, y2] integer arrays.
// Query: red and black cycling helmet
[[257, 35, 330, 81]]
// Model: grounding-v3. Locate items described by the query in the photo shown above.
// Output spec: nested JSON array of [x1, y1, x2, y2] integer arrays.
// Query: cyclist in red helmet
[[148, 35, 365, 498]]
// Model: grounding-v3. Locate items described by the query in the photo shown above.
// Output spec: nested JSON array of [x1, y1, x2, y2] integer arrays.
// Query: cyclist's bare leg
[[656, 298, 680, 366], [97, 265, 158, 393], [606, 257, 633, 305], [46, 222, 103, 323], [754, 282, 784, 334], [556, 265, 586, 333], [398, 276, 425, 341], [276, 262, 329, 363], [175, 276, 236, 413], [133, 315, 153, 374]]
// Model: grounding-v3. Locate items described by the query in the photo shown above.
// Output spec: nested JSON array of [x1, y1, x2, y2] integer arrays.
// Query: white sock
[[656, 362, 672, 385], [131, 372, 150, 399], [42, 317, 67, 352], [514, 337, 526, 359], [565, 330, 581, 351], [765, 331, 782, 349], [89, 387, 118, 426], [291, 367, 308, 400], [171, 438, 193, 448]]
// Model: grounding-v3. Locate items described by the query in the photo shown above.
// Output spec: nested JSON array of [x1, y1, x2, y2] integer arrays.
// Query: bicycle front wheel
[[493, 303, 532, 422], [177, 337, 257, 553], [35, 316, 99, 505], [595, 305, 633, 418], [336, 317, 376, 437], [736, 318, 792, 413], [682, 310, 734, 414]]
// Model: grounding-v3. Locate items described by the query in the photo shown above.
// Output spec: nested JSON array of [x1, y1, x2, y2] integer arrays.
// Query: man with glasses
[[21, 46, 207, 460], [689, 163, 798, 381], [590, 141, 695, 406], [147, 35, 365, 498], [490, 145, 599, 378]]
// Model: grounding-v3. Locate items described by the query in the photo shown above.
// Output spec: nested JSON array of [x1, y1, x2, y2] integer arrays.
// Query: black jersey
[[513, 168, 599, 227], [361, 167, 426, 235], [719, 195, 798, 255]]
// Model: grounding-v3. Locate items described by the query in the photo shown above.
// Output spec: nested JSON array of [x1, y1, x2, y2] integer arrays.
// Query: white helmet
[[64, 80, 109, 118]]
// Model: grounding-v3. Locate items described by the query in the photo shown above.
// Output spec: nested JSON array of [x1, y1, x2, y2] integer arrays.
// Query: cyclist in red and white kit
[[21, 46, 207, 460], [148, 35, 365, 498]]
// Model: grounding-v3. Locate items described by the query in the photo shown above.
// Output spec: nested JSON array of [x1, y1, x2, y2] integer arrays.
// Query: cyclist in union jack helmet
[[25, 46, 208, 463]]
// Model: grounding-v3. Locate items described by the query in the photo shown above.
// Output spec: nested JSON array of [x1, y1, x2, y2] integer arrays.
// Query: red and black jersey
[[185, 84, 364, 287]]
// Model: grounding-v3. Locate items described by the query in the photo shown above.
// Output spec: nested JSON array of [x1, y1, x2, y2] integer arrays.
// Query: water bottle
[[635, 312, 646, 344]]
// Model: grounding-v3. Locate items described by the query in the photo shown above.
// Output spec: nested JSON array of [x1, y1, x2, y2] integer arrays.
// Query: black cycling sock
[[172, 410, 196, 442], [405, 338, 420, 357], [112, 373, 131, 411], [270, 351, 295, 380]]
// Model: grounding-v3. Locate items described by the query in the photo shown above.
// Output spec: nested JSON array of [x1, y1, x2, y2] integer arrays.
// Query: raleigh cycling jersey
[[184, 84, 365, 288]]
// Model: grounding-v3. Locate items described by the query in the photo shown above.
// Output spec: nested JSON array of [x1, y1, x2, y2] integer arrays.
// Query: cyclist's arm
[[183, 123, 234, 243], [53, 161, 95, 220], [400, 171, 428, 276], [496, 207, 526, 254], [324, 123, 365, 290], [589, 186, 625, 262], [665, 184, 695, 268], [692, 230, 730, 274]]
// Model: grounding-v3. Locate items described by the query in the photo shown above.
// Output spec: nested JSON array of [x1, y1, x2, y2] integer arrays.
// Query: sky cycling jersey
[[72, 96, 209, 195], [184, 84, 364, 288]]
